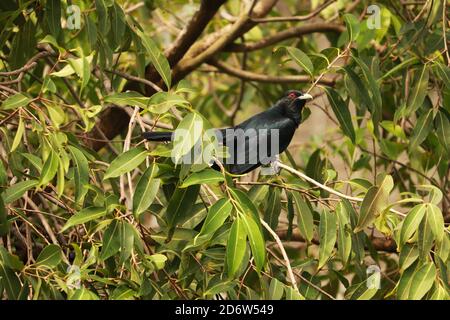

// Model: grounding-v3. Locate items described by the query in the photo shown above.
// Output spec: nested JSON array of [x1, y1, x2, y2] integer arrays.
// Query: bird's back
[[217, 105, 298, 174]]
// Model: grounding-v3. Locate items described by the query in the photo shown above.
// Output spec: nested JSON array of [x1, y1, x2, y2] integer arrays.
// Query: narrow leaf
[[318, 210, 337, 270], [104, 147, 147, 180]]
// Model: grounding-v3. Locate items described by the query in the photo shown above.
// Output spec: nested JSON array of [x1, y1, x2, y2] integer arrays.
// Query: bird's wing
[[219, 116, 296, 174]]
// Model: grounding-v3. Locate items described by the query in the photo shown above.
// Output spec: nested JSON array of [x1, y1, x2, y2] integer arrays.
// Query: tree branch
[[251, 0, 336, 23], [209, 59, 335, 85], [144, 0, 228, 92], [276, 229, 398, 253], [224, 23, 344, 52], [172, 0, 279, 83]]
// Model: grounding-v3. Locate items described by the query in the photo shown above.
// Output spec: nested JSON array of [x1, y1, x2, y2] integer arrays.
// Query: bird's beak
[[297, 93, 313, 101]]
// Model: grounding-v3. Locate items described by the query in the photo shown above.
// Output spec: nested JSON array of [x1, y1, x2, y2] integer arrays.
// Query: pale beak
[[297, 93, 313, 100]]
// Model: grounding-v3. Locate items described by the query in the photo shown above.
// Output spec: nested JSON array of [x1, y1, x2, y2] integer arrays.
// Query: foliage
[[0, 0, 449, 300]]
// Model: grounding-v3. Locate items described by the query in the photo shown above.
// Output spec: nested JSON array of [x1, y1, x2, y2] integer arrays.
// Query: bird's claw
[[261, 155, 281, 176]]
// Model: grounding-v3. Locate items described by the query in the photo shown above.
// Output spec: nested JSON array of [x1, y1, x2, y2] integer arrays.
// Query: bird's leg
[[271, 154, 281, 174], [261, 154, 281, 176]]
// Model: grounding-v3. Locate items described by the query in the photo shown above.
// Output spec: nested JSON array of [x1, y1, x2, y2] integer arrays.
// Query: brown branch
[[172, 0, 279, 84], [144, 0, 228, 92], [165, 0, 228, 67], [0, 51, 49, 77], [105, 69, 162, 92], [276, 229, 398, 253], [209, 59, 335, 86], [224, 23, 344, 52], [251, 0, 336, 23]]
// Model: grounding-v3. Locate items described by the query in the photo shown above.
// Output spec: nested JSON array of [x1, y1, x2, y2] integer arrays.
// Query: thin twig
[[260, 219, 300, 293], [105, 69, 162, 92], [251, 0, 336, 23]]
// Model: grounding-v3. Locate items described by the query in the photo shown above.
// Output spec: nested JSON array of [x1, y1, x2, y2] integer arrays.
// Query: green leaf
[[0, 263, 21, 300], [336, 201, 352, 266], [110, 3, 126, 48], [85, 15, 97, 49], [199, 198, 232, 236], [136, 29, 171, 88], [133, 163, 160, 218], [226, 217, 247, 278], [148, 254, 167, 270], [263, 187, 281, 234], [61, 207, 106, 232], [325, 88, 356, 143], [104, 147, 147, 180], [353, 57, 382, 133], [145, 92, 190, 114], [346, 276, 378, 300], [285, 286, 305, 300], [241, 212, 266, 273], [50, 63, 75, 77], [418, 214, 434, 260], [1, 93, 31, 110], [36, 244, 62, 268], [380, 57, 419, 80], [354, 175, 393, 232], [434, 110, 450, 154], [268, 278, 284, 300], [100, 220, 121, 260], [68, 55, 91, 92], [180, 169, 224, 188], [417, 184, 443, 205], [399, 244, 419, 271], [343, 14, 360, 42], [425, 203, 444, 243], [318, 209, 337, 270], [409, 109, 434, 151], [56, 157, 65, 197], [45, 0, 61, 38], [407, 66, 429, 114], [344, 66, 374, 115], [68, 146, 89, 204], [2, 180, 38, 204], [0, 246, 24, 271], [278, 46, 314, 76], [165, 185, 200, 230], [95, 0, 109, 35], [397, 262, 418, 299], [69, 288, 100, 300], [39, 150, 59, 187], [292, 192, 314, 242], [10, 116, 24, 152], [172, 113, 203, 164], [400, 204, 426, 246], [104, 91, 150, 108], [408, 262, 436, 300], [21, 153, 43, 172], [119, 221, 135, 263]]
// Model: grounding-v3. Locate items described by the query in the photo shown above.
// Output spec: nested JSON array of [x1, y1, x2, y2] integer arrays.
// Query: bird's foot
[[260, 155, 281, 176]]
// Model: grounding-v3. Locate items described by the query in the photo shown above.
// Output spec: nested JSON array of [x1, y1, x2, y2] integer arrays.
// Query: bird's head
[[280, 90, 313, 116]]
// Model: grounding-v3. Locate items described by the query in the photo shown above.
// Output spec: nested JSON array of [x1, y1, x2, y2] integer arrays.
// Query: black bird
[[143, 90, 313, 174]]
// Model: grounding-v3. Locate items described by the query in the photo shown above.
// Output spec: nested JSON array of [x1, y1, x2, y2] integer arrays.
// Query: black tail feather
[[142, 131, 173, 142]]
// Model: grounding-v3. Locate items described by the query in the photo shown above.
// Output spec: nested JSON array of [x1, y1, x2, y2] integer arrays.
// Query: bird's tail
[[142, 131, 173, 142]]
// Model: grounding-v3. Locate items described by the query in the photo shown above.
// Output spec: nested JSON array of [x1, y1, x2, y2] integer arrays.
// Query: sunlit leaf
[[133, 163, 160, 218], [104, 147, 147, 180]]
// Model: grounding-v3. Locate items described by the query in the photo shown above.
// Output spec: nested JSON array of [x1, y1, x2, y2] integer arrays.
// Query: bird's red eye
[[288, 92, 297, 99]]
